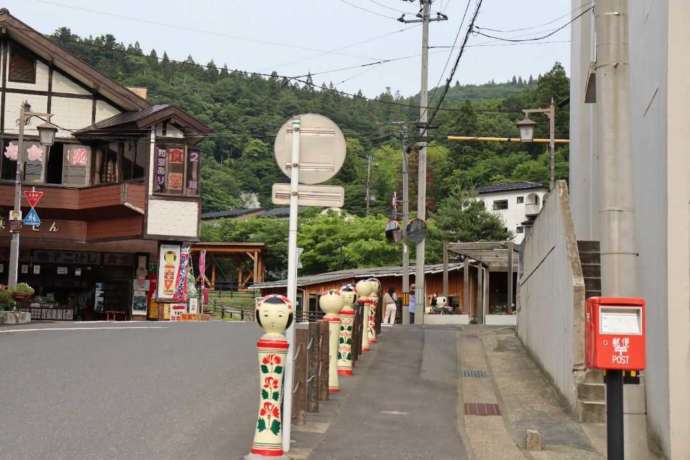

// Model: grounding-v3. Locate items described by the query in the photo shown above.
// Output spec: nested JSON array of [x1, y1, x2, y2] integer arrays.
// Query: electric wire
[[427, 0, 484, 127], [338, 0, 397, 19], [365, 0, 416, 13], [475, 2, 593, 34], [473, 6, 593, 43], [32, 0, 384, 61]]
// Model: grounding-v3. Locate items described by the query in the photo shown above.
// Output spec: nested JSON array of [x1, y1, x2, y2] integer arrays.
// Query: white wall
[[569, 1, 690, 456], [518, 182, 585, 411], [478, 189, 546, 243], [146, 199, 199, 239]]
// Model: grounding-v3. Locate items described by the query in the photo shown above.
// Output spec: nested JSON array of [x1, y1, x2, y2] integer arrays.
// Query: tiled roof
[[251, 263, 464, 290], [477, 182, 546, 194]]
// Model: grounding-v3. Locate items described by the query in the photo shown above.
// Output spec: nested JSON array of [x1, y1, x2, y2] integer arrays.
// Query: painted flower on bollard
[[249, 294, 292, 458]]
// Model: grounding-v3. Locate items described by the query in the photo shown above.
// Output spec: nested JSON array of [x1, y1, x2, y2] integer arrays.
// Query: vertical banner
[[158, 244, 181, 300], [132, 255, 149, 316], [155, 148, 167, 193], [186, 149, 200, 195], [173, 246, 190, 302]]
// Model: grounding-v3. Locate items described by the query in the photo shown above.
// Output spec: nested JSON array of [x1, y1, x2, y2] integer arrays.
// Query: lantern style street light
[[516, 98, 557, 191], [8, 102, 56, 289]]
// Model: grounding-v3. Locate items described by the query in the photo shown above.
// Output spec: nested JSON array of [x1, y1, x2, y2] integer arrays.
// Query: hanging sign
[[157, 244, 181, 300], [23, 189, 44, 208], [23, 208, 41, 227]]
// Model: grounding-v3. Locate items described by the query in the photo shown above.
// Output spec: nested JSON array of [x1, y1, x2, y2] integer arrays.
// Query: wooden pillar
[[442, 241, 449, 298], [463, 257, 470, 315], [484, 267, 490, 317], [211, 263, 217, 290], [507, 243, 514, 314], [477, 265, 484, 324]]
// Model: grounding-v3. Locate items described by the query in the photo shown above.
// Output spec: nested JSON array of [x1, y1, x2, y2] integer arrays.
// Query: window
[[517, 196, 524, 204], [516, 226, 524, 234], [492, 199, 508, 210], [8, 43, 36, 84]]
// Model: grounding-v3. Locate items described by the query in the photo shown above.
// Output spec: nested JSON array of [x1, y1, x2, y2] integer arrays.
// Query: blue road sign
[[23, 207, 40, 227]]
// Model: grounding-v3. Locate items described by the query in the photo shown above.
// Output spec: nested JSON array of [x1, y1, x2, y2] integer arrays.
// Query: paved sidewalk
[[461, 326, 604, 460], [308, 326, 468, 460]]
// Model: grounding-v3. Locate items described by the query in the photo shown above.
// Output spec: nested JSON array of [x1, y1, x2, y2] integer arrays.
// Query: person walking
[[383, 287, 397, 326], [409, 284, 416, 324]]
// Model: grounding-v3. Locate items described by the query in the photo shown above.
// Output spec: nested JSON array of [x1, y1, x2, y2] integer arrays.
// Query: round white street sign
[[274, 113, 347, 185]]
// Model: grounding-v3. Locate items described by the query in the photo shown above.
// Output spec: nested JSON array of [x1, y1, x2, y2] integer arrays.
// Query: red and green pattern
[[251, 341, 288, 457]]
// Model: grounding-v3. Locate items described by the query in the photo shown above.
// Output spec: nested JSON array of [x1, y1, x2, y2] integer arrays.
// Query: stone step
[[576, 399, 606, 423], [578, 382, 605, 401], [584, 369, 605, 383]]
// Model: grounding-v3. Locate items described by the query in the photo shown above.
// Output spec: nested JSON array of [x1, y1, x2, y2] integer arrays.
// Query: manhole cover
[[463, 369, 488, 378], [464, 403, 501, 416]]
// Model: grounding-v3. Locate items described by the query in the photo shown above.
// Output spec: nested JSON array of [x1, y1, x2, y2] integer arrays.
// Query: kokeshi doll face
[[256, 295, 293, 335], [436, 296, 448, 308], [340, 284, 356, 307], [367, 278, 380, 295], [320, 289, 344, 315], [355, 279, 372, 297]]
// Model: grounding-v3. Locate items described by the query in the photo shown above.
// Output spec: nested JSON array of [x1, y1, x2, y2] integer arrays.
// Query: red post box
[[585, 297, 645, 371]]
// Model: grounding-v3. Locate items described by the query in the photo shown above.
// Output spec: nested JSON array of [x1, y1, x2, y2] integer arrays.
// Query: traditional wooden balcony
[[0, 180, 146, 220]]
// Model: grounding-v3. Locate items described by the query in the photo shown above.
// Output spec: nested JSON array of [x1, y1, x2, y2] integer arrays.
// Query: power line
[[366, 0, 416, 13], [427, 0, 483, 126], [268, 24, 421, 72], [475, 2, 593, 34], [32, 0, 383, 61], [473, 6, 593, 43], [429, 39, 571, 49], [429, 0, 471, 116], [338, 0, 397, 19]]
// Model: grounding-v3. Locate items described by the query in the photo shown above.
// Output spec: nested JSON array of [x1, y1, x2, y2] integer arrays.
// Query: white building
[[570, 1, 690, 458], [476, 182, 547, 244]]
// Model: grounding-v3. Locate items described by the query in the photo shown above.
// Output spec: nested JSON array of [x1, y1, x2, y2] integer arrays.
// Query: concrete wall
[[569, 1, 690, 456], [518, 182, 585, 410]]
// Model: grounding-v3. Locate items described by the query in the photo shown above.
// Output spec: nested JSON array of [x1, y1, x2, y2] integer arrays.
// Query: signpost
[[272, 113, 347, 453]]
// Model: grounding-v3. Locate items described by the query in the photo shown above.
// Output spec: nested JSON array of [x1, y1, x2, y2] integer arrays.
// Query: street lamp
[[516, 97, 556, 191], [7, 102, 55, 289]]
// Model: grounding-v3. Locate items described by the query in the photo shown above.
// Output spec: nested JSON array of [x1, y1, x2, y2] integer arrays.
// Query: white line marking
[[380, 410, 409, 416], [0, 326, 169, 334]]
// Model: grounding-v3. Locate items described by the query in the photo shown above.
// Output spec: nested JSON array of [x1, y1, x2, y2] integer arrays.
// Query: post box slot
[[599, 306, 642, 335]]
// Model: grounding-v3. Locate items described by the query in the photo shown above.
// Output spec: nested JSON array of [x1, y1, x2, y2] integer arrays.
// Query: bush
[[14, 282, 34, 295], [0, 289, 16, 308]]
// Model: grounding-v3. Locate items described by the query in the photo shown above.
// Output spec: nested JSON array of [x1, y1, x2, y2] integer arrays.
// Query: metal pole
[[282, 117, 301, 452], [401, 126, 410, 325], [8, 102, 29, 289], [415, 0, 430, 325], [442, 241, 448, 298], [605, 370, 624, 460], [549, 97, 556, 191], [507, 243, 514, 314]]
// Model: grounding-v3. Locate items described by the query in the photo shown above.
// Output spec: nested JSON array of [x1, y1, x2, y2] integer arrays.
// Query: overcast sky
[[8, 0, 572, 97]]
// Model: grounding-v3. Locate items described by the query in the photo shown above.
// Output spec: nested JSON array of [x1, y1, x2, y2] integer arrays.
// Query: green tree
[[432, 189, 511, 243]]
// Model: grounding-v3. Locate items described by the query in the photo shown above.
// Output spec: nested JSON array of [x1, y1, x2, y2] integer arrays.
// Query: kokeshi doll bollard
[[248, 295, 293, 460], [319, 289, 344, 393], [337, 284, 356, 376], [355, 280, 373, 352], [367, 278, 380, 344]]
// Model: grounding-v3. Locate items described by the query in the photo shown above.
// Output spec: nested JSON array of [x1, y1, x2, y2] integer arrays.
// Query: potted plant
[[13, 282, 35, 302]]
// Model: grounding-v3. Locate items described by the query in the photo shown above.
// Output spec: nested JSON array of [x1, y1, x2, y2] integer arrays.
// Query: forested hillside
[[49, 28, 570, 216]]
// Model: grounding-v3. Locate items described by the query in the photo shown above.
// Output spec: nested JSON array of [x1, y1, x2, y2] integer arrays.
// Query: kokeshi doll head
[[340, 284, 356, 307], [436, 296, 448, 308], [256, 294, 293, 335], [367, 278, 381, 296], [355, 279, 372, 298], [319, 289, 344, 316]]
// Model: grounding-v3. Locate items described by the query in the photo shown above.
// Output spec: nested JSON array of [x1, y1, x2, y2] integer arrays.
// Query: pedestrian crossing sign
[[23, 207, 40, 227]]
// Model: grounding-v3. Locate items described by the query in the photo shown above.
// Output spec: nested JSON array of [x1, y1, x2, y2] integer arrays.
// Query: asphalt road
[[0, 321, 261, 460]]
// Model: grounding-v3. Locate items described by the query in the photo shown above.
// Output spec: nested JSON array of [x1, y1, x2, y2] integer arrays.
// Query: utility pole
[[594, 1, 647, 459], [365, 153, 372, 216], [400, 125, 410, 325], [400, 0, 447, 325]]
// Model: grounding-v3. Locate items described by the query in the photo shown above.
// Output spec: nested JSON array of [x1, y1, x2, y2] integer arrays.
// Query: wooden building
[[0, 10, 209, 319], [251, 263, 481, 319]]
